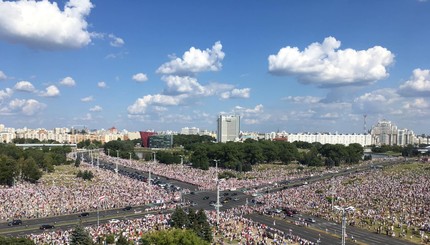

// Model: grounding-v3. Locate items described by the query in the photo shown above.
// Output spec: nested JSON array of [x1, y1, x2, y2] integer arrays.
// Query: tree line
[[0, 144, 72, 186]]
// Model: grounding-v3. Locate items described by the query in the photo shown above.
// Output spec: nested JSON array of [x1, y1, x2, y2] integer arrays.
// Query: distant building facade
[[370, 119, 416, 146], [139, 131, 157, 148], [217, 115, 240, 143], [181, 127, 200, 135], [149, 135, 173, 148]]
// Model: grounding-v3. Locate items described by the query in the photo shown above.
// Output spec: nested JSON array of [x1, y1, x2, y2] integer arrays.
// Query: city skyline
[[1, 0, 430, 134]]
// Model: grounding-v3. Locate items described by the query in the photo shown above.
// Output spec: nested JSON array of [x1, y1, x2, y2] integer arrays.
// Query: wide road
[[1, 156, 417, 245]]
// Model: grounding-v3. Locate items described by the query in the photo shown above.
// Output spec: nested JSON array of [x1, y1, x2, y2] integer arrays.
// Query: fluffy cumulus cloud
[[89, 105, 102, 112], [59, 76, 76, 87], [162, 75, 205, 95], [0, 88, 13, 102], [108, 34, 124, 47], [353, 88, 400, 114], [268, 37, 394, 87], [127, 94, 188, 114], [97, 81, 107, 88], [0, 0, 94, 50], [403, 98, 429, 110], [80, 95, 93, 102], [14, 81, 36, 92], [40, 85, 60, 97], [157, 41, 225, 75], [132, 73, 148, 83], [0, 70, 6, 80], [220, 88, 251, 100], [398, 69, 430, 96], [6, 98, 46, 115]]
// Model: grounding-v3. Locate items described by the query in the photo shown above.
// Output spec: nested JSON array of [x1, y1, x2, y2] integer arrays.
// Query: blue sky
[[1, 0, 430, 134]]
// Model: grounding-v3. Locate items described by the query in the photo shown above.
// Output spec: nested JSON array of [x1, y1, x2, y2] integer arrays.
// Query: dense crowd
[[28, 210, 316, 245], [100, 153, 337, 191], [0, 162, 179, 221], [249, 163, 430, 239]]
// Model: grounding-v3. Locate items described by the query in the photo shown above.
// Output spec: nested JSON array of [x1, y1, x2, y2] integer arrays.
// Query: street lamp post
[[334, 205, 355, 245], [107, 148, 110, 157], [180, 155, 184, 166], [214, 159, 221, 227], [115, 150, 119, 174], [129, 152, 132, 163]]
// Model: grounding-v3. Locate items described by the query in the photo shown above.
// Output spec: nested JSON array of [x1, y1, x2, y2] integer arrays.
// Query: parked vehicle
[[40, 224, 55, 230], [8, 220, 22, 226]]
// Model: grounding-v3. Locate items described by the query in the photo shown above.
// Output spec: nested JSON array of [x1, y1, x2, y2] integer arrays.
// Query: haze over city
[[1, 0, 430, 134]]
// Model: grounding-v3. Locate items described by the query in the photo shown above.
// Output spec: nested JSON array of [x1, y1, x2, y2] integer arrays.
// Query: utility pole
[[214, 159, 221, 227], [115, 150, 119, 174]]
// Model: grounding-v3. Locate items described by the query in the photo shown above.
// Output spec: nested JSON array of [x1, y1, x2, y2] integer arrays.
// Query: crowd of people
[[0, 162, 179, 221], [100, 153, 337, 192], [248, 163, 430, 240], [28, 209, 317, 245]]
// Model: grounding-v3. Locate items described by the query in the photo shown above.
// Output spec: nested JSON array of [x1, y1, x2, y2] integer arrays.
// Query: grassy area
[[40, 164, 90, 187]]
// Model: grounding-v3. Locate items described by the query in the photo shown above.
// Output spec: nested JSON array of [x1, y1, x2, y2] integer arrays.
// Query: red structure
[[139, 131, 156, 148]]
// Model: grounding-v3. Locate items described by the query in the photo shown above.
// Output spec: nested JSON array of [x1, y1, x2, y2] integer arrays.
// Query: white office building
[[217, 115, 240, 143]]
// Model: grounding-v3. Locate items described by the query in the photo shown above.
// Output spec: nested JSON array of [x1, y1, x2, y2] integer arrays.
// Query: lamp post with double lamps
[[213, 159, 222, 227], [334, 205, 355, 245], [115, 150, 119, 174]]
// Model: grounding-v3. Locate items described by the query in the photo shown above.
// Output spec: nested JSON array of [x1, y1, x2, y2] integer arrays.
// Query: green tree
[[116, 234, 131, 245], [0, 156, 18, 186], [21, 157, 42, 183], [140, 229, 209, 245], [0, 236, 35, 245], [190, 146, 209, 170], [170, 206, 189, 228], [69, 222, 93, 245], [75, 156, 81, 167]]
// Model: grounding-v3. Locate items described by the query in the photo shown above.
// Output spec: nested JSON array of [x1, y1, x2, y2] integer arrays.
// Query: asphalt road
[[0, 156, 418, 245]]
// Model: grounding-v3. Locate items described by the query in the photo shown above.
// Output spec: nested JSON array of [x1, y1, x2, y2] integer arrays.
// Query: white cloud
[[97, 81, 107, 88], [234, 104, 264, 114], [7, 98, 46, 115], [0, 0, 93, 50], [398, 68, 430, 96], [0, 88, 13, 102], [127, 94, 188, 114], [268, 36, 394, 87], [81, 96, 93, 102], [162, 75, 205, 95], [353, 88, 400, 114], [220, 88, 251, 100], [14, 81, 36, 92], [157, 41, 225, 75], [108, 34, 124, 47], [59, 76, 76, 87], [403, 98, 429, 109], [89, 105, 102, 112], [283, 96, 321, 104], [0, 70, 6, 80], [132, 73, 148, 83], [40, 85, 60, 97]]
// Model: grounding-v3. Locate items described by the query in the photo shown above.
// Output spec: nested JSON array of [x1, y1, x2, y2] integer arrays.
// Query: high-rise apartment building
[[217, 115, 240, 143]]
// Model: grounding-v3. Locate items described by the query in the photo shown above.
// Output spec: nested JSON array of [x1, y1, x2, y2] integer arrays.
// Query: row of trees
[[188, 140, 364, 171], [0, 144, 72, 186]]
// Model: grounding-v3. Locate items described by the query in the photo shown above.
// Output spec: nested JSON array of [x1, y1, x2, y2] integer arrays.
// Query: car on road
[[202, 196, 209, 200], [304, 218, 316, 223], [8, 219, 22, 226], [122, 206, 132, 211], [109, 219, 121, 224], [134, 209, 142, 214], [209, 200, 216, 206], [40, 224, 55, 230], [78, 212, 90, 217], [233, 197, 240, 201], [190, 201, 197, 206]]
